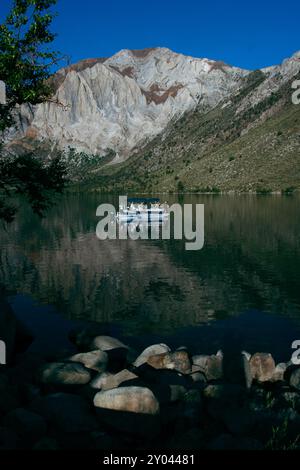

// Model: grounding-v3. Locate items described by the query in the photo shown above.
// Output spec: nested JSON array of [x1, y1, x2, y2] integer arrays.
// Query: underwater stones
[[39, 362, 91, 386]]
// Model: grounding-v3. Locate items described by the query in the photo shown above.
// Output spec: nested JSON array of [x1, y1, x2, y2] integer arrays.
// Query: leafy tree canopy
[[0, 0, 67, 223]]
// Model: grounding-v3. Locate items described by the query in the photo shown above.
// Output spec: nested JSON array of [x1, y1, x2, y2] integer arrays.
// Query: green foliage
[[0, 153, 67, 222], [256, 187, 272, 194], [0, 0, 59, 113], [265, 418, 300, 450], [0, 0, 67, 222], [282, 186, 296, 195]]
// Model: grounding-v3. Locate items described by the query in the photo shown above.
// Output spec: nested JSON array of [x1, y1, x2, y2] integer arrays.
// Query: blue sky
[[1, 0, 300, 70]]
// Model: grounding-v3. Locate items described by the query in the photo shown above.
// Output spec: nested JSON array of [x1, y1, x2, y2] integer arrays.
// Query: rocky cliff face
[[8, 47, 249, 158]]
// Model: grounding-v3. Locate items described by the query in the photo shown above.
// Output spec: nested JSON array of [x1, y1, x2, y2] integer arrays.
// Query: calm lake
[[1, 193, 300, 361]]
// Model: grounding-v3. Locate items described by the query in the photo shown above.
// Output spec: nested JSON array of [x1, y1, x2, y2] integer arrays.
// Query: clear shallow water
[[1, 193, 300, 360]]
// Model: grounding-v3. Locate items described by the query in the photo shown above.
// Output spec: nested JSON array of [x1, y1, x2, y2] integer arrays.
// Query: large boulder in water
[[93, 386, 160, 437], [94, 386, 159, 414]]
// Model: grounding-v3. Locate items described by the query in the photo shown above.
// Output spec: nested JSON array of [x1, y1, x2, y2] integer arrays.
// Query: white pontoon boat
[[116, 198, 169, 222]]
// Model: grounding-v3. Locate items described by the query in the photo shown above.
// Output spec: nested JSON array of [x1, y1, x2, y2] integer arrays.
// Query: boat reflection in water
[[117, 217, 169, 240]]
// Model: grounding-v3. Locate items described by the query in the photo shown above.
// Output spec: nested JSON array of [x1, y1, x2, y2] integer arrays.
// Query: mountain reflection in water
[[1, 193, 300, 356]]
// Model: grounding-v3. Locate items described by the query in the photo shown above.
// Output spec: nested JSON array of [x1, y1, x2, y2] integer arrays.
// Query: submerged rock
[[68, 350, 108, 373], [94, 386, 160, 415], [133, 344, 171, 367], [39, 362, 91, 385]]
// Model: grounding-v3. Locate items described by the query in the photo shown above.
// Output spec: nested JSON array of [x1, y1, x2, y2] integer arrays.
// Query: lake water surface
[[1, 193, 300, 360]]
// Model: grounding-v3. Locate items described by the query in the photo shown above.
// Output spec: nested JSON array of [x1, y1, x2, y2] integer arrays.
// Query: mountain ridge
[[4, 47, 300, 192]]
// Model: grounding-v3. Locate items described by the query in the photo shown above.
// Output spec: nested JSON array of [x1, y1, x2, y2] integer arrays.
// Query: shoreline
[[1, 318, 300, 450]]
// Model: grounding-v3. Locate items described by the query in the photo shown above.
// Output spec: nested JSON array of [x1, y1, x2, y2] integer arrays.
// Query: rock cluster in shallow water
[[0, 325, 300, 450]]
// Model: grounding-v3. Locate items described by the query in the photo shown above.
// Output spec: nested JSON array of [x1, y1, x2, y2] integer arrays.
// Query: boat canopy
[[127, 197, 160, 204]]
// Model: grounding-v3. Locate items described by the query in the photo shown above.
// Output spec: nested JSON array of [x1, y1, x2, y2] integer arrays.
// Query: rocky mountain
[[5, 48, 300, 192], [7, 47, 248, 158], [85, 51, 300, 193]]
